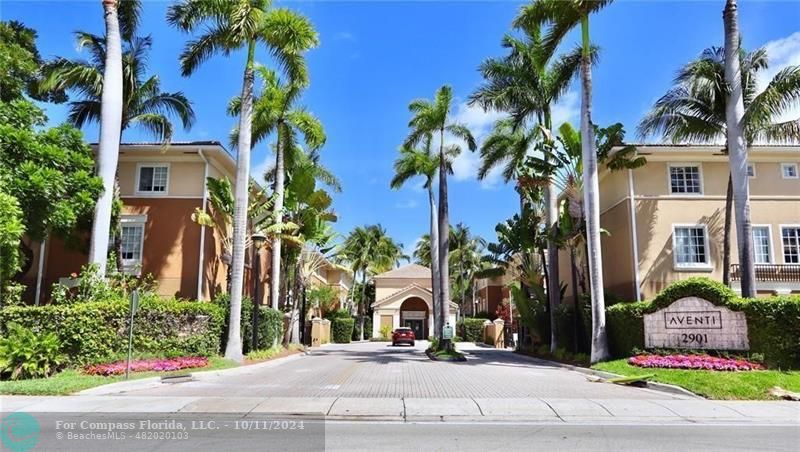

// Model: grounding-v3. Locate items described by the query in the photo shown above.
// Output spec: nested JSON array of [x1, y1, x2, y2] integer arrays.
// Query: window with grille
[[782, 227, 800, 264], [119, 216, 146, 274], [673, 226, 709, 268], [669, 165, 702, 194], [137, 165, 169, 193], [781, 163, 798, 179], [752, 226, 771, 264]]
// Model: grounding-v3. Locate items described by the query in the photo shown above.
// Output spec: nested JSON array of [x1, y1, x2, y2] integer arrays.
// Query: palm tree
[[390, 135, 450, 337], [341, 225, 408, 340], [404, 85, 476, 350], [638, 45, 800, 292], [449, 223, 486, 313], [412, 234, 433, 267], [230, 64, 325, 311], [168, 0, 318, 362], [470, 24, 592, 352], [516, 0, 614, 363]]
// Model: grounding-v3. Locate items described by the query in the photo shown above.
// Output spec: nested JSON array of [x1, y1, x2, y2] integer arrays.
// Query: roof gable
[[373, 263, 431, 279]]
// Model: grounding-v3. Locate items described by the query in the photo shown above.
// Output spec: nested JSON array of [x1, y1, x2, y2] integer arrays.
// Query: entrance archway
[[400, 296, 429, 339]]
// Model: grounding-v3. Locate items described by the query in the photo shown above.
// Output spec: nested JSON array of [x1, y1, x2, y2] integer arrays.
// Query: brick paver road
[[116, 342, 676, 400]]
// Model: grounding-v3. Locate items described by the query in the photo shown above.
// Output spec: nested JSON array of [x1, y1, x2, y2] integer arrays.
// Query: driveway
[[113, 341, 676, 400]]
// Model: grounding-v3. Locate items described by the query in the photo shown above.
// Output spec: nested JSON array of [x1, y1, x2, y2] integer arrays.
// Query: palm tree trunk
[[545, 112, 560, 354], [580, 13, 609, 364], [570, 245, 582, 353], [428, 184, 441, 339], [438, 128, 451, 351], [359, 271, 367, 341], [88, 0, 124, 277], [269, 134, 285, 310], [224, 39, 257, 363], [722, 173, 733, 285], [723, 0, 756, 298]]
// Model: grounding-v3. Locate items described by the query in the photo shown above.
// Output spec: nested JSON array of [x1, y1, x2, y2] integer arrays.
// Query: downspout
[[197, 149, 209, 300], [627, 169, 642, 301], [34, 239, 46, 306]]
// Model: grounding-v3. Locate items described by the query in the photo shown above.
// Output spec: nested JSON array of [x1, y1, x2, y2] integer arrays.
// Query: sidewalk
[[3, 395, 798, 424]]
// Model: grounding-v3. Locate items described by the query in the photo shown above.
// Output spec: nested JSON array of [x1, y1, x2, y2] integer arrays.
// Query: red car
[[392, 327, 415, 346]]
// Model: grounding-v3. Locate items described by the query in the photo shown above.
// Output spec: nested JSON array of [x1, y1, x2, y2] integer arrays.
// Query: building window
[[781, 163, 798, 179], [782, 226, 800, 264], [669, 165, 702, 194], [673, 225, 710, 268], [752, 226, 771, 264], [747, 163, 756, 178], [137, 164, 169, 194], [120, 216, 146, 273]]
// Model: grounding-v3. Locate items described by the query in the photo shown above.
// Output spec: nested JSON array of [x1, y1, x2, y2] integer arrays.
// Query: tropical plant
[[638, 44, 800, 290], [449, 223, 487, 312], [230, 64, 325, 311], [0, 20, 66, 103], [307, 285, 339, 319], [516, 0, 614, 363], [403, 85, 476, 350], [168, 0, 318, 362], [0, 323, 65, 380], [0, 189, 24, 307], [340, 225, 408, 340], [390, 134, 455, 338]]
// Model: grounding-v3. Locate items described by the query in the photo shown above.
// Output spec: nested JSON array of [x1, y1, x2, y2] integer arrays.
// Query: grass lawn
[[0, 356, 238, 396], [594, 359, 800, 400]]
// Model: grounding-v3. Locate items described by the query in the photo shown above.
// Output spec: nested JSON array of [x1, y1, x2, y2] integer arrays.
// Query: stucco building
[[560, 144, 800, 303], [371, 264, 458, 339], [21, 141, 270, 304]]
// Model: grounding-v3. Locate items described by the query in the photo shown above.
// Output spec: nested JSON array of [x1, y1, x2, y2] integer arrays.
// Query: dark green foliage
[[649, 277, 737, 312], [213, 294, 283, 353], [0, 323, 65, 379], [0, 299, 224, 366], [352, 316, 372, 341], [459, 318, 487, 342], [325, 309, 351, 319], [604, 278, 800, 368], [0, 20, 66, 102], [553, 304, 576, 352], [473, 311, 492, 319], [331, 318, 354, 343]]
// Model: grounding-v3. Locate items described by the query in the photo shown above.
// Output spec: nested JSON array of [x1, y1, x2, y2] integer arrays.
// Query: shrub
[[605, 301, 648, 358], [214, 294, 283, 353], [331, 318, 355, 343], [245, 345, 284, 361], [459, 318, 486, 342], [649, 277, 736, 311], [84, 356, 208, 376], [473, 311, 492, 319], [0, 323, 65, 379], [380, 325, 392, 340], [0, 298, 223, 366], [352, 315, 372, 341], [326, 309, 351, 319], [50, 264, 159, 306]]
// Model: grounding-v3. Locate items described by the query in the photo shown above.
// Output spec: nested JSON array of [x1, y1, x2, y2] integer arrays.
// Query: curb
[[77, 351, 307, 396], [513, 352, 702, 399]]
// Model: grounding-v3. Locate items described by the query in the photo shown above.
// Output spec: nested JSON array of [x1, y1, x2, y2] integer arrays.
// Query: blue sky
[[5, 1, 800, 256]]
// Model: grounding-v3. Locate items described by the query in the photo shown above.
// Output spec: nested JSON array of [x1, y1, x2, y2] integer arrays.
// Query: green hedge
[[214, 294, 283, 353], [605, 278, 800, 368], [459, 318, 486, 342], [331, 318, 355, 343], [0, 298, 224, 366], [352, 316, 372, 341]]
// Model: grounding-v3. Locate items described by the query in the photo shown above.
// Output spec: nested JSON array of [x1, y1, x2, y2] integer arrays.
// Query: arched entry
[[400, 296, 429, 339]]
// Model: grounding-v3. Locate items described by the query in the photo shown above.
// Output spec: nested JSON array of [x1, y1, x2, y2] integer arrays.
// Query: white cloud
[[758, 31, 800, 125], [551, 90, 580, 132], [334, 31, 356, 41], [250, 156, 273, 184], [447, 102, 505, 187]]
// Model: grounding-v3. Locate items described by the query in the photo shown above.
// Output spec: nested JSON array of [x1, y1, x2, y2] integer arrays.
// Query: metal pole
[[251, 244, 261, 351], [126, 289, 139, 380]]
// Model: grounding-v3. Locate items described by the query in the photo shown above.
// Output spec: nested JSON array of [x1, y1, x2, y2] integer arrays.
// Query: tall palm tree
[[516, 0, 614, 363], [723, 0, 754, 297], [404, 85, 476, 350], [230, 64, 325, 311], [470, 24, 592, 352], [341, 225, 408, 340], [168, 0, 318, 362], [86, 0, 130, 276], [449, 223, 487, 313], [42, 33, 195, 143], [390, 135, 455, 338], [639, 45, 800, 292]]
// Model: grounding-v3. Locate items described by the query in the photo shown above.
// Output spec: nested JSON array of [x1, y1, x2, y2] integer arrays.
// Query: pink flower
[[84, 357, 209, 376], [627, 354, 763, 371]]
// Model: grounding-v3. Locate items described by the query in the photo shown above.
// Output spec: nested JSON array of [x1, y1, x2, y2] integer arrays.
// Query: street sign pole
[[125, 289, 139, 380]]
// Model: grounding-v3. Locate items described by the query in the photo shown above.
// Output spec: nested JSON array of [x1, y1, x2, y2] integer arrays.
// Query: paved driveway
[[116, 341, 676, 400]]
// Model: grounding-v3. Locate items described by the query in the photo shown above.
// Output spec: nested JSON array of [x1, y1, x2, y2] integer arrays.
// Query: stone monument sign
[[643, 296, 749, 350]]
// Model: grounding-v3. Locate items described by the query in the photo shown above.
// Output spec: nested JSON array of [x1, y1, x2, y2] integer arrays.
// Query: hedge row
[[214, 294, 283, 353], [606, 277, 800, 368], [0, 298, 224, 366], [352, 316, 372, 341], [332, 318, 355, 343], [459, 318, 486, 342]]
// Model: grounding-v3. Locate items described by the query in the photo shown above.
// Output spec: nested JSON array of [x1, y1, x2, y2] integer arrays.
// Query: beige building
[[21, 141, 270, 303], [560, 144, 800, 303], [308, 255, 353, 311], [371, 264, 458, 339]]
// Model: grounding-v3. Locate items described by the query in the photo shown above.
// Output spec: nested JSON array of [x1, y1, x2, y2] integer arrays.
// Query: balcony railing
[[730, 264, 800, 282]]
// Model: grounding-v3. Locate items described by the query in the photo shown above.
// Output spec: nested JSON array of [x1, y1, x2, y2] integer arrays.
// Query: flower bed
[[628, 354, 763, 371], [84, 357, 209, 376]]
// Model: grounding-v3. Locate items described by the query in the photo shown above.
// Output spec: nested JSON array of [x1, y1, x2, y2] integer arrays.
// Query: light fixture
[[251, 231, 267, 249]]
